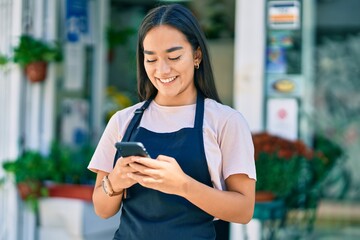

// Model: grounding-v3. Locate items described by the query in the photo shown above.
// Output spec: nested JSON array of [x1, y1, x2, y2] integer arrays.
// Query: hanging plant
[[0, 53, 10, 66], [12, 35, 62, 83]]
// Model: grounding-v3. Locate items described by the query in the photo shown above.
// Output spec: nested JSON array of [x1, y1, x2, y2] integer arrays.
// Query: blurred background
[[0, 0, 359, 239]]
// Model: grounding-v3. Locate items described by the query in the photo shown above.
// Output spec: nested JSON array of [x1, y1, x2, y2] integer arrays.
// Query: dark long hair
[[136, 4, 221, 102]]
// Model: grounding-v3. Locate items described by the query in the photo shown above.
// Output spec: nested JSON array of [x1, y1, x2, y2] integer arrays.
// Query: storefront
[[1, 0, 359, 239]]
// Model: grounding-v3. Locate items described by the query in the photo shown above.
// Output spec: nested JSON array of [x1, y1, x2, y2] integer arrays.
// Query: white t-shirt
[[88, 98, 256, 191]]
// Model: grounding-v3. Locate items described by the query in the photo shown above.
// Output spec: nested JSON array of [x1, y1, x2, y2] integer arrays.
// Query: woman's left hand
[[126, 155, 190, 196]]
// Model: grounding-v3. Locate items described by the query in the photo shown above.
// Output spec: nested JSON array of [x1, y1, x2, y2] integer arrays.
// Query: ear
[[194, 47, 202, 64]]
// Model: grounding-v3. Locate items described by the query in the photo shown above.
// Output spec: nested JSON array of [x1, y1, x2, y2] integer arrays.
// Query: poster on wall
[[266, 29, 302, 74], [66, 0, 88, 43], [61, 98, 89, 147], [266, 46, 286, 73], [266, 98, 298, 140], [268, 1, 301, 30], [64, 43, 85, 91], [266, 75, 302, 97], [64, 0, 88, 91]]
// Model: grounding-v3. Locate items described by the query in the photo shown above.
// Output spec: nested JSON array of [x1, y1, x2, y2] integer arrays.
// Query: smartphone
[[115, 142, 150, 158]]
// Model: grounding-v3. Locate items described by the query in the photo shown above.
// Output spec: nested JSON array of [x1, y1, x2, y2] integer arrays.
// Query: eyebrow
[[143, 46, 183, 55]]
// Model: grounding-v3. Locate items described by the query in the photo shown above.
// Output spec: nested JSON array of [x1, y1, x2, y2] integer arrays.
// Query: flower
[[253, 132, 343, 205]]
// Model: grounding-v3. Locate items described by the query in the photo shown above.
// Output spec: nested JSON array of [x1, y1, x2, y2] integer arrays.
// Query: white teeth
[[159, 76, 176, 83]]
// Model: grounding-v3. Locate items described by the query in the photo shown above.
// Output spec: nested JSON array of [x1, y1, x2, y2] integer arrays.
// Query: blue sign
[[66, 0, 88, 42]]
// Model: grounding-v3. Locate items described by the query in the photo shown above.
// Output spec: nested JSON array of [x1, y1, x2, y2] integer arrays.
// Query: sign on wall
[[66, 0, 88, 43], [266, 98, 299, 140], [268, 1, 301, 30], [61, 98, 89, 146]]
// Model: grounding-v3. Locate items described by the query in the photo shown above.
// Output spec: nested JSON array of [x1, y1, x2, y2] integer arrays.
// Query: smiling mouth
[[158, 76, 177, 83]]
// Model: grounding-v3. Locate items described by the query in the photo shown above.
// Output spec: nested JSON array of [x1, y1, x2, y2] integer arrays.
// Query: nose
[[157, 59, 171, 75]]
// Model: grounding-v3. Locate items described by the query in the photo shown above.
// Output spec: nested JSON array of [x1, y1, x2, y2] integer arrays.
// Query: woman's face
[[143, 25, 201, 106]]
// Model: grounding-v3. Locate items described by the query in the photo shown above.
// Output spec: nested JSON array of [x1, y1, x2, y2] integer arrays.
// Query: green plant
[[253, 132, 343, 204], [253, 133, 303, 198], [106, 27, 136, 50], [1, 143, 96, 209], [2, 151, 53, 210], [48, 142, 96, 185], [0, 53, 9, 66], [2, 151, 53, 183], [13, 35, 62, 67]]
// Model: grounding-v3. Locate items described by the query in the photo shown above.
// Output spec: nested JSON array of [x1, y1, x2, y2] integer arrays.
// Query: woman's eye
[[169, 56, 181, 61], [146, 59, 156, 63]]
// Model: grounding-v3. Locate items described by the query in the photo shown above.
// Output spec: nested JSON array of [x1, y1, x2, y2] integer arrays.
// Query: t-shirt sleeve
[[87, 113, 120, 173], [219, 112, 256, 181]]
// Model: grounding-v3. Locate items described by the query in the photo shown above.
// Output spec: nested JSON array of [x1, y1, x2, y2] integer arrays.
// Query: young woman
[[88, 4, 256, 240]]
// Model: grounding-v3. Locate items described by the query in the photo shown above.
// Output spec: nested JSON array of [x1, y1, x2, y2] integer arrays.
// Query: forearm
[[92, 171, 123, 219], [181, 174, 255, 223]]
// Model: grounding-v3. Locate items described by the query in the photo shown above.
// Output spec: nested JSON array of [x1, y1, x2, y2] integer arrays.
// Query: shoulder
[[111, 101, 145, 124], [104, 101, 146, 137], [204, 98, 249, 128], [203, 99, 256, 182]]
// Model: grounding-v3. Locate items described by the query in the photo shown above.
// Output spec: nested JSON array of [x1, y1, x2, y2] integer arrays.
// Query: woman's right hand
[[109, 156, 140, 192], [93, 156, 152, 219]]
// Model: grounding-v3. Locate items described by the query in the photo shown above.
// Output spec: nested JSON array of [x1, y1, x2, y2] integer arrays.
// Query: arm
[[92, 156, 140, 219], [92, 170, 123, 219], [89, 110, 140, 218], [181, 172, 255, 223]]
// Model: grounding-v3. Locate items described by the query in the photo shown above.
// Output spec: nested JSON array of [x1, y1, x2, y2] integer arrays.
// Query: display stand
[[230, 199, 286, 240], [38, 197, 120, 240]]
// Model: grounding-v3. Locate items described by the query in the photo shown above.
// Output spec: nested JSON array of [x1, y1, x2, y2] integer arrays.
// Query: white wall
[[0, 0, 61, 239], [231, 2, 265, 238], [233, 0, 265, 132], [0, 0, 23, 240]]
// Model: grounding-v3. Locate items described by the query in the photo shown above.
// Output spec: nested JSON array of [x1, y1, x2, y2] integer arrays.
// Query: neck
[[154, 90, 197, 106]]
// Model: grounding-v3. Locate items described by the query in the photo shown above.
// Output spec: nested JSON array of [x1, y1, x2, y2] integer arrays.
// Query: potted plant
[[1, 143, 96, 210], [252, 132, 343, 205], [0, 53, 10, 66], [12, 35, 62, 83], [45, 142, 96, 202], [2, 151, 54, 210]]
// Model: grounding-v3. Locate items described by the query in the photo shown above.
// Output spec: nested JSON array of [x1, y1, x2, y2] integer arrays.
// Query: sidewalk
[[311, 200, 360, 239]]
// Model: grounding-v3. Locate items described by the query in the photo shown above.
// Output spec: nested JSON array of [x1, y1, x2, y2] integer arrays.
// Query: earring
[[194, 62, 199, 69]]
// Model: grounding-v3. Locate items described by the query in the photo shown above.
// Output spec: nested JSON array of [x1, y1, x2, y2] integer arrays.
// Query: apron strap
[[194, 93, 205, 129], [113, 98, 153, 168]]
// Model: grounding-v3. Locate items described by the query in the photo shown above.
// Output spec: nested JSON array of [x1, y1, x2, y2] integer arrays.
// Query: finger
[[128, 162, 147, 172], [132, 157, 162, 168], [119, 156, 139, 166], [128, 162, 162, 177], [156, 155, 175, 163], [113, 158, 135, 175], [121, 165, 140, 174], [127, 172, 162, 186]]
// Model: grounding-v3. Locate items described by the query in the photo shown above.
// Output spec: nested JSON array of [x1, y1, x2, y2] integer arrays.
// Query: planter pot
[[17, 181, 43, 200], [47, 184, 93, 202], [108, 48, 115, 63], [255, 191, 276, 202], [25, 61, 48, 83]]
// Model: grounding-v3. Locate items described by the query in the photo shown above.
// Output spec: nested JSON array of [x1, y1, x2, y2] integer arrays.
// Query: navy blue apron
[[112, 93, 216, 240]]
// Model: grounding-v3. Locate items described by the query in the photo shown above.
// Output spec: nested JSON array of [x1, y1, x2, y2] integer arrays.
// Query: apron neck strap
[[122, 97, 153, 142], [194, 92, 204, 129], [113, 97, 153, 168]]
